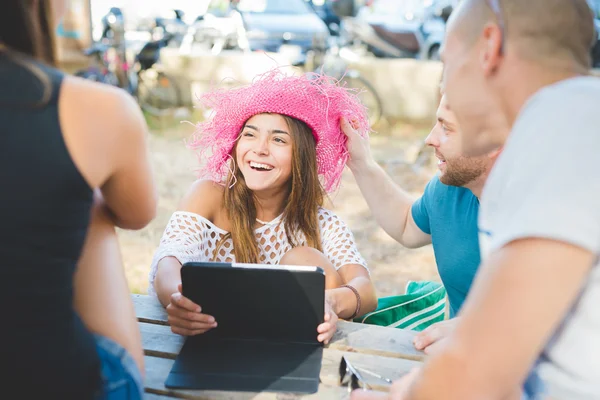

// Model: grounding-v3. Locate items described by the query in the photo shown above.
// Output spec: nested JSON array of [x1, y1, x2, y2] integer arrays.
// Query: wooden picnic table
[[133, 294, 425, 399]]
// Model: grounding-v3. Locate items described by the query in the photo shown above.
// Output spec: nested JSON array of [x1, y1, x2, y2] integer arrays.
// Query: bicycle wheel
[[136, 70, 181, 117], [339, 71, 383, 126]]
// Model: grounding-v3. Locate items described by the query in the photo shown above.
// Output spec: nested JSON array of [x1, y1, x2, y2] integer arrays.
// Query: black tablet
[[165, 261, 326, 394]]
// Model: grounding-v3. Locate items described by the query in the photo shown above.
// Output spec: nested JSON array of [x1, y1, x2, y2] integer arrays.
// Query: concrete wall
[[160, 49, 443, 123], [159, 49, 600, 123], [349, 57, 443, 123]]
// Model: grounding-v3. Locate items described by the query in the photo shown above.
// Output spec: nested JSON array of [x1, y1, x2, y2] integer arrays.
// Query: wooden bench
[[133, 294, 425, 399]]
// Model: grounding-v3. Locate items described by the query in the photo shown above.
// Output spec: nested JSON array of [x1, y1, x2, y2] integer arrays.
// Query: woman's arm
[[328, 264, 378, 320], [149, 180, 223, 336], [154, 256, 184, 307], [59, 78, 157, 230], [149, 180, 223, 298], [319, 209, 378, 320]]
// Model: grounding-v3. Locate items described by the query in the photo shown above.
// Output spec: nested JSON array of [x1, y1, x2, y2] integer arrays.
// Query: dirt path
[[118, 122, 441, 297]]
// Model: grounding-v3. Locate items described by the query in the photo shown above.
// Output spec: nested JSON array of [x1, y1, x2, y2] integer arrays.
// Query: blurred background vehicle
[[74, 42, 120, 86], [310, 35, 383, 126], [189, 0, 329, 64], [340, 0, 448, 60], [134, 33, 182, 116], [100, 6, 126, 42], [151, 9, 189, 47], [306, 0, 342, 36], [77, 12, 182, 118], [188, 0, 241, 54]]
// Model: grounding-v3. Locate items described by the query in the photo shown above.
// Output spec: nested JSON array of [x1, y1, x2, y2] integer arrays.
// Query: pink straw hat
[[188, 67, 370, 193]]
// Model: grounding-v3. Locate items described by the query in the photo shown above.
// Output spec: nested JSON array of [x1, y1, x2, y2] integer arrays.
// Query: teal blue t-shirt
[[411, 175, 480, 317]]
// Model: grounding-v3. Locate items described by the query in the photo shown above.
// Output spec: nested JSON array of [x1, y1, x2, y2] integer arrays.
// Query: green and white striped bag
[[354, 281, 447, 331]]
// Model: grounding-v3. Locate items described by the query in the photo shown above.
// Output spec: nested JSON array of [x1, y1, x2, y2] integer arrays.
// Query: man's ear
[[480, 22, 504, 77]]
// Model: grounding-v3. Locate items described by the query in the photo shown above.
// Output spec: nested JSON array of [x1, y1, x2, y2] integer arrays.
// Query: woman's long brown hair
[[217, 114, 325, 263], [0, 0, 57, 65], [0, 0, 58, 108]]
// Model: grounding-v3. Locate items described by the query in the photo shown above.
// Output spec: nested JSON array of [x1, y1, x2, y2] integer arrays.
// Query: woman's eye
[[273, 137, 286, 144], [243, 132, 254, 137]]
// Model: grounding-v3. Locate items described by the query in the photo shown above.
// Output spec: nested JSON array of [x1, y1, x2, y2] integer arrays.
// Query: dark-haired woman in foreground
[[0, 1, 156, 398]]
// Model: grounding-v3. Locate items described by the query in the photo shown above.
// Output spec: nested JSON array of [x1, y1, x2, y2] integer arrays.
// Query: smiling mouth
[[249, 161, 274, 171], [435, 152, 446, 165]]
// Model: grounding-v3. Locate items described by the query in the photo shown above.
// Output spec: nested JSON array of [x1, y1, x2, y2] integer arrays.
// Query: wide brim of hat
[[187, 67, 370, 193]]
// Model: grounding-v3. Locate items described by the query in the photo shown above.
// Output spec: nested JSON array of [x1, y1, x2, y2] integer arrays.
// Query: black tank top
[[0, 53, 100, 398]]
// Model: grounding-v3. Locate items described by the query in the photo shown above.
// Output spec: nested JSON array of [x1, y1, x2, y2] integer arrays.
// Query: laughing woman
[[149, 69, 378, 343]]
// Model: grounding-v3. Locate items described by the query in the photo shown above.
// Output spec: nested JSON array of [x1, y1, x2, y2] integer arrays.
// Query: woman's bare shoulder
[[61, 75, 141, 123], [58, 75, 149, 189], [178, 179, 224, 221]]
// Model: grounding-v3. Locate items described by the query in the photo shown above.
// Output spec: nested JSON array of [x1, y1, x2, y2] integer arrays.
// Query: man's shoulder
[[420, 175, 478, 224], [506, 76, 600, 158], [521, 77, 600, 122], [541, 76, 600, 99]]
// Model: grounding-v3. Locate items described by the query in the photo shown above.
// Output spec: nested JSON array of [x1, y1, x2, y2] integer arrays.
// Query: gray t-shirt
[[478, 76, 600, 400]]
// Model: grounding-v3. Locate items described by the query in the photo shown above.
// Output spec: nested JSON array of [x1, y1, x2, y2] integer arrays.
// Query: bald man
[[353, 0, 600, 399]]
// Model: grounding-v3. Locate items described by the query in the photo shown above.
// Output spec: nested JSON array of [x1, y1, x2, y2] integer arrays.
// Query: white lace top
[[148, 207, 368, 296]]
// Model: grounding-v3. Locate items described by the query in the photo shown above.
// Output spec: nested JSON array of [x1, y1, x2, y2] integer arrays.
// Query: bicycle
[[133, 34, 182, 117], [74, 43, 119, 87], [74, 35, 181, 118], [310, 37, 383, 127]]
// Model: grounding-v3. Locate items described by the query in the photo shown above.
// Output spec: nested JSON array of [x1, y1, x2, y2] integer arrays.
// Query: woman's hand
[[317, 297, 339, 344], [166, 284, 217, 336]]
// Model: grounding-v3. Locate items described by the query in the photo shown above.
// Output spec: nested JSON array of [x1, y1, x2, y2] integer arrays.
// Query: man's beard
[[439, 156, 486, 187]]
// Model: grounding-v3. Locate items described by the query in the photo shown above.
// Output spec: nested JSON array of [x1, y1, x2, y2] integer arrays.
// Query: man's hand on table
[[413, 318, 457, 355]]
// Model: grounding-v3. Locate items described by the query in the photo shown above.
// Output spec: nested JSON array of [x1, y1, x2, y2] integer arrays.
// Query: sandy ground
[[118, 118, 441, 297]]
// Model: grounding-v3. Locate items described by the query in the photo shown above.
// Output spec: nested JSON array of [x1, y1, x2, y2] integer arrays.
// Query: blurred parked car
[[306, 0, 342, 36], [341, 0, 447, 60], [191, 0, 245, 53], [191, 0, 329, 63]]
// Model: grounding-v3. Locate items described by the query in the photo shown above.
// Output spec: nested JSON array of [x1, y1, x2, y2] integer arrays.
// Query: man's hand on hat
[[341, 116, 373, 172]]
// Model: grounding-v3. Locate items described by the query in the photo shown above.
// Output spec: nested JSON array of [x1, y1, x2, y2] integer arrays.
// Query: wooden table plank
[[145, 393, 179, 399], [139, 322, 420, 392], [144, 355, 353, 399], [134, 294, 170, 325], [140, 321, 184, 359], [133, 295, 425, 361], [329, 322, 424, 362]]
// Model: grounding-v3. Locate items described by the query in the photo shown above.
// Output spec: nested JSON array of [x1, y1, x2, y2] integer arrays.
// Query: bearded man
[[342, 93, 502, 354]]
